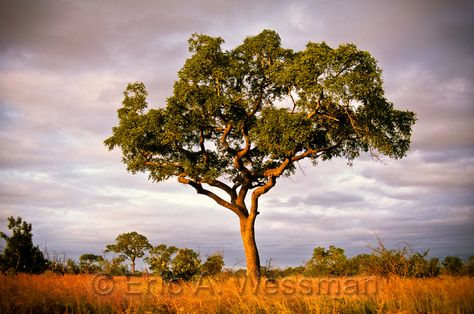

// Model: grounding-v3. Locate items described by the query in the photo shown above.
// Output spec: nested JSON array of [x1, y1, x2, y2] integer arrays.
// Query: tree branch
[[206, 179, 236, 200], [220, 123, 235, 154], [250, 175, 276, 219], [291, 142, 341, 162], [263, 158, 291, 177], [307, 112, 340, 121], [249, 143, 341, 219], [199, 127, 209, 164], [344, 106, 362, 136], [248, 83, 268, 117], [235, 180, 252, 212], [289, 88, 297, 113], [178, 176, 246, 219], [233, 126, 253, 179]]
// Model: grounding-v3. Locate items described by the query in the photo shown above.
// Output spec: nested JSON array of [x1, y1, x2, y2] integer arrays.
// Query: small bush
[[304, 246, 351, 277], [442, 255, 464, 275], [201, 253, 224, 276], [146, 244, 202, 281], [171, 248, 201, 281]]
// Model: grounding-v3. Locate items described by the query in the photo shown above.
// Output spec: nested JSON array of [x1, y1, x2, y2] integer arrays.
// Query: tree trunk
[[240, 216, 261, 280], [131, 259, 135, 275]]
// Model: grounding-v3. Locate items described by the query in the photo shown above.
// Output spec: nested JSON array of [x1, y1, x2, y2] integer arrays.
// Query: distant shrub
[[171, 248, 201, 281], [145, 244, 178, 280], [146, 244, 202, 281], [79, 254, 104, 274], [366, 238, 441, 278], [408, 252, 440, 278], [442, 255, 464, 275], [103, 256, 128, 275], [304, 239, 442, 278], [280, 266, 305, 277], [201, 253, 224, 276], [347, 253, 373, 275], [304, 246, 351, 277], [463, 256, 474, 276]]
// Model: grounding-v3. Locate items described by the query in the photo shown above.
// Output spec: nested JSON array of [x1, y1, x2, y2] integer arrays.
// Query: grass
[[1, 273, 473, 313]]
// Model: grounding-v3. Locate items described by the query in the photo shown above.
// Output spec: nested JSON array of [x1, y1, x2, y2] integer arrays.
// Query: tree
[[145, 244, 202, 281], [408, 251, 440, 278], [304, 246, 349, 276], [348, 253, 372, 275], [171, 248, 201, 281], [201, 252, 225, 276], [442, 255, 464, 275], [103, 256, 128, 275], [65, 258, 80, 274], [104, 231, 151, 274], [79, 253, 104, 274], [0, 216, 47, 274], [145, 244, 178, 280], [105, 30, 416, 279]]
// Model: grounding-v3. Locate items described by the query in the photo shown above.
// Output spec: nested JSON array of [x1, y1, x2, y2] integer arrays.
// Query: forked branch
[[178, 175, 246, 219]]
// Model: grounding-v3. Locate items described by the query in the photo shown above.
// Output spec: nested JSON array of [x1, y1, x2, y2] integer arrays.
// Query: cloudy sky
[[1, 0, 473, 268]]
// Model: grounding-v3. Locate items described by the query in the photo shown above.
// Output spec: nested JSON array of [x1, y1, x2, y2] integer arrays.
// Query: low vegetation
[[1, 216, 473, 312], [1, 273, 473, 313]]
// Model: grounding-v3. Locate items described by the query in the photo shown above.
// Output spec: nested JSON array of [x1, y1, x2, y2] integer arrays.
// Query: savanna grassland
[[1, 273, 473, 313]]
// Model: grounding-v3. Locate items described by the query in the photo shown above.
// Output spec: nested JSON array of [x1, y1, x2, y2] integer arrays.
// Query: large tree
[[105, 30, 416, 279]]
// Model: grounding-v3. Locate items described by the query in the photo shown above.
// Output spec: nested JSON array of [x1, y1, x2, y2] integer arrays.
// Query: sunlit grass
[[1, 273, 473, 313]]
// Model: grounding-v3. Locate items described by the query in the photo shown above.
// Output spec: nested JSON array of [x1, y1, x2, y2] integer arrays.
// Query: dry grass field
[[1, 273, 473, 313]]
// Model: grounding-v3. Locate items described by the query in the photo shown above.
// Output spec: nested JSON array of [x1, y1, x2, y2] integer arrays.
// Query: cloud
[[1, 0, 473, 268]]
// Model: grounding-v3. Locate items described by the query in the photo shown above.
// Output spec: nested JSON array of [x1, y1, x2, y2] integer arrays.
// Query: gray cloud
[[1, 0, 473, 268]]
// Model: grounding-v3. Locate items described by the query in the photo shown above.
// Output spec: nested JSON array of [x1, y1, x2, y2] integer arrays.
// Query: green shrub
[[442, 255, 464, 275], [201, 253, 224, 276], [171, 248, 201, 281]]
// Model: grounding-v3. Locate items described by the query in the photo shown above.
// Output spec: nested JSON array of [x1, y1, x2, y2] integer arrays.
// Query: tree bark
[[240, 216, 260, 280], [131, 259, 135, 275]]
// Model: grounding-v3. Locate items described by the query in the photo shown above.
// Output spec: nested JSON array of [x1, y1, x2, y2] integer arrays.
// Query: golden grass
[[0, 273, 473, 313]]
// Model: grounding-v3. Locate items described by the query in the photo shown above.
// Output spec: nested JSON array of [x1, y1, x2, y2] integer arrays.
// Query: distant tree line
[[0, 217, 224, 280], [1, 216, 473, 279]]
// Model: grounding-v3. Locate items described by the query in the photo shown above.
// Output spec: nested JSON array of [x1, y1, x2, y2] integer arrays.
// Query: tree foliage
[[145, 244, 178, 280], [171, 248, 201, 281], [145, 244, 203, 281], [105, 29, 416, 277], [105, 29, 416, 216], [464, 256, 474, 276], [0, 216, 47, 274], [79, 253, 104, 274], [302, 242, 443, 278], [304, 246, 350, 276], [201, 253, 225, 276], [442, 255, 464, 275], [105, 231, 151, 274], [103, 256, 128, 275]]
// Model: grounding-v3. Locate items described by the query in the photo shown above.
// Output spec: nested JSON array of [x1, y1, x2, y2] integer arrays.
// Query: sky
[[1, 0, 473, 269]]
